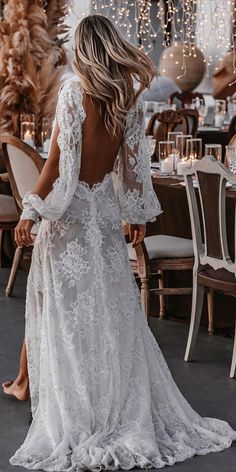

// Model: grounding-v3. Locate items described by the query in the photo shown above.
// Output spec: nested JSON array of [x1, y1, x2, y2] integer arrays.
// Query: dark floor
[[0, 269, 236, 472]]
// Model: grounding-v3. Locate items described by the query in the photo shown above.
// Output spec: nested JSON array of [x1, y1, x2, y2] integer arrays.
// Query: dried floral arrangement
[[0, 0, 71, 142]]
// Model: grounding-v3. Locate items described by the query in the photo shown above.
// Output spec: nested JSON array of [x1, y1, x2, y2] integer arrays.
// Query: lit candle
[[24, 130, 34, 147], [189, 153, 199, 167], [169, 152, 180, 171], [160, 158, 174, 174], [177, 158, 191, 175]]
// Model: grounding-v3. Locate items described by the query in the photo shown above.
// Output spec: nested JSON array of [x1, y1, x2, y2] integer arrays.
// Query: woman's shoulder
[[59, 76, 83, 100]]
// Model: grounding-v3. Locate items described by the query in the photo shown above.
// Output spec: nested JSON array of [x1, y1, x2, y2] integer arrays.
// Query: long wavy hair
[[73, 15, 156, 136]]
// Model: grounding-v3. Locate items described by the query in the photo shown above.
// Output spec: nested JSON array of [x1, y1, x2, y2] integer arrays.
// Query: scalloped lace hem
[[10, 425, 236, 471]]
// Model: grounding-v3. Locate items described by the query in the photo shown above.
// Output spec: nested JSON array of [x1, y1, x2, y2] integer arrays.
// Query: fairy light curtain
[[90, 0, 236, 73]]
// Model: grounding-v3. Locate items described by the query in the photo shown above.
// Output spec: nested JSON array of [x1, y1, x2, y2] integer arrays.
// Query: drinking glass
[[205, 144, 222, 162], [227, 98, 236, 121], [214, 99, 226, 128], [192, 98, 207, 126], [226, 145, 236, 174]]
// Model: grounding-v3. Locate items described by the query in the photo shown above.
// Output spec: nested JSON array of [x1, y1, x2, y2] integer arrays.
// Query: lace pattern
[[21, 80, 161, 225], [11, 83, 236, 472], [10, 174, 236, 472], [114, 96, 162, 224], [21, 78, 85, 222]]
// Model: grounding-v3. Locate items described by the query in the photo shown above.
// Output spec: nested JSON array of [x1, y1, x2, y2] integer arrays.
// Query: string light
[[82, 1, 235, 73]]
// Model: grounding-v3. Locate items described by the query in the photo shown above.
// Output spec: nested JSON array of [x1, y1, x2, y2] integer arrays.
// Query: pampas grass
[[0, 0, 69, 140]]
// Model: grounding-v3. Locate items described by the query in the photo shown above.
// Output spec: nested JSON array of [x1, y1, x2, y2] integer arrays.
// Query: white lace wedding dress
[[10, 79, 236, 471]]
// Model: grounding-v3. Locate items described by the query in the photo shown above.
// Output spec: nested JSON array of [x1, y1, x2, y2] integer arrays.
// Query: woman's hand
[[129, 224, 146, 247], [15, 220, 35, 247]]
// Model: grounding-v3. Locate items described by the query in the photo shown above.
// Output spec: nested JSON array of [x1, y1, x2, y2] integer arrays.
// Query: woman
[[10, 15, 236, 471]]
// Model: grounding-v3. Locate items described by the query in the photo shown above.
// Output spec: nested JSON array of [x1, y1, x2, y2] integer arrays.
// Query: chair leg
[[230, 321, 236, 378], [158, 270, 166, 319], [140, 276, 150, 317], [184, 277, 204, 362], [207, 289, 215, 335], [5, 246, 24, 297]]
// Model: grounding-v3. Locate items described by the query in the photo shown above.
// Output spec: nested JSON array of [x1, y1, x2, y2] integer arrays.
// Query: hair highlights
[[73, 15, 156, 136]]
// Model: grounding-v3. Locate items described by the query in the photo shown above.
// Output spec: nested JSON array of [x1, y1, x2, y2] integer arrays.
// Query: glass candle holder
[[159, 141, 175, 174], [205, 144, 222, 162], [176, 134, 192, 159], [225, 145, 236, 174], [20, 122, 35, 148], [186, 138, 202, 165], [42, 118, 52, 153], [20, 113, 35, 147], [167, 131, 183, 148], [20, 113, 35, 124], [176, 157, 192, 175], [167, 132, 184, 170]]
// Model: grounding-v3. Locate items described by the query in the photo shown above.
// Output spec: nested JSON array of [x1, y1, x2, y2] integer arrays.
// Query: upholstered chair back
[[0, 135, 44, 211]]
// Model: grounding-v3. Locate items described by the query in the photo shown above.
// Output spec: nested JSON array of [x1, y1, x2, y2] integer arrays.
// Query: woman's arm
[[15, 124, 60, 247], [32, 124, 60, 199]]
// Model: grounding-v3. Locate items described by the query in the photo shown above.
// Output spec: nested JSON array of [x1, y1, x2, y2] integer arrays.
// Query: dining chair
[[178, 109, 199, 137], [0, 134, 44, 296], [183, 155, 236, 377], [0, 193, 19, 268], [127, 234, 194, 318], [146, 109, 188, 139], [168, 91, 205, 108], [146, 110, 188, 160]]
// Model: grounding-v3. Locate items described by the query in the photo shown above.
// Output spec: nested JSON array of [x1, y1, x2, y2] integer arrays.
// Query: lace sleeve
[[114, 95, 162, 224], [20, 79, 85, 222]]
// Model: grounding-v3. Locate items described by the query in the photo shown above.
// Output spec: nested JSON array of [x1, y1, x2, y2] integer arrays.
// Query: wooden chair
[[168, 91, 205, 108], [0, 193, 18, 268], [183, 155, 236, 377], [146, 109, 188, 139], [0, 134, 44, 296], [178, 109, 199, 137], [146, 110, 188, 160], [127, 235, 194, 318]]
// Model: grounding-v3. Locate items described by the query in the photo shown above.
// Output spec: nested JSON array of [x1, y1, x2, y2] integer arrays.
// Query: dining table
[[147, 173, 236, 335]]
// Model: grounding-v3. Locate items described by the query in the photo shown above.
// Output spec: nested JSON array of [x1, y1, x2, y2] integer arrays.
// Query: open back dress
[[10, 78, 236, 471]]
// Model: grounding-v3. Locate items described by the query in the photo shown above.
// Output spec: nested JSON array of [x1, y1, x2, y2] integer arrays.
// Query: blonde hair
[[73, 15, 156, 136]]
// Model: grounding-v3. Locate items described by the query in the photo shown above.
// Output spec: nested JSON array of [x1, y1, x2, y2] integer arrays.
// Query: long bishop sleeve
[[115, 95, 162, 224], [20, 79, 85, 222]]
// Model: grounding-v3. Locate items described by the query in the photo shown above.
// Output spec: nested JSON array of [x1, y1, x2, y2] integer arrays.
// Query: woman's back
[[79, 94, 123, 186]]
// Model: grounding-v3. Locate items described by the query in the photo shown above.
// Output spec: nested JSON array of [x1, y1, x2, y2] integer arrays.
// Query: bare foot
[[2, 379, 29, 401]]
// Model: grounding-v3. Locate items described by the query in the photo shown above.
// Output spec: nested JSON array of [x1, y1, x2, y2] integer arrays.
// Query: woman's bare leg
[[2, 339, 29, 401]]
